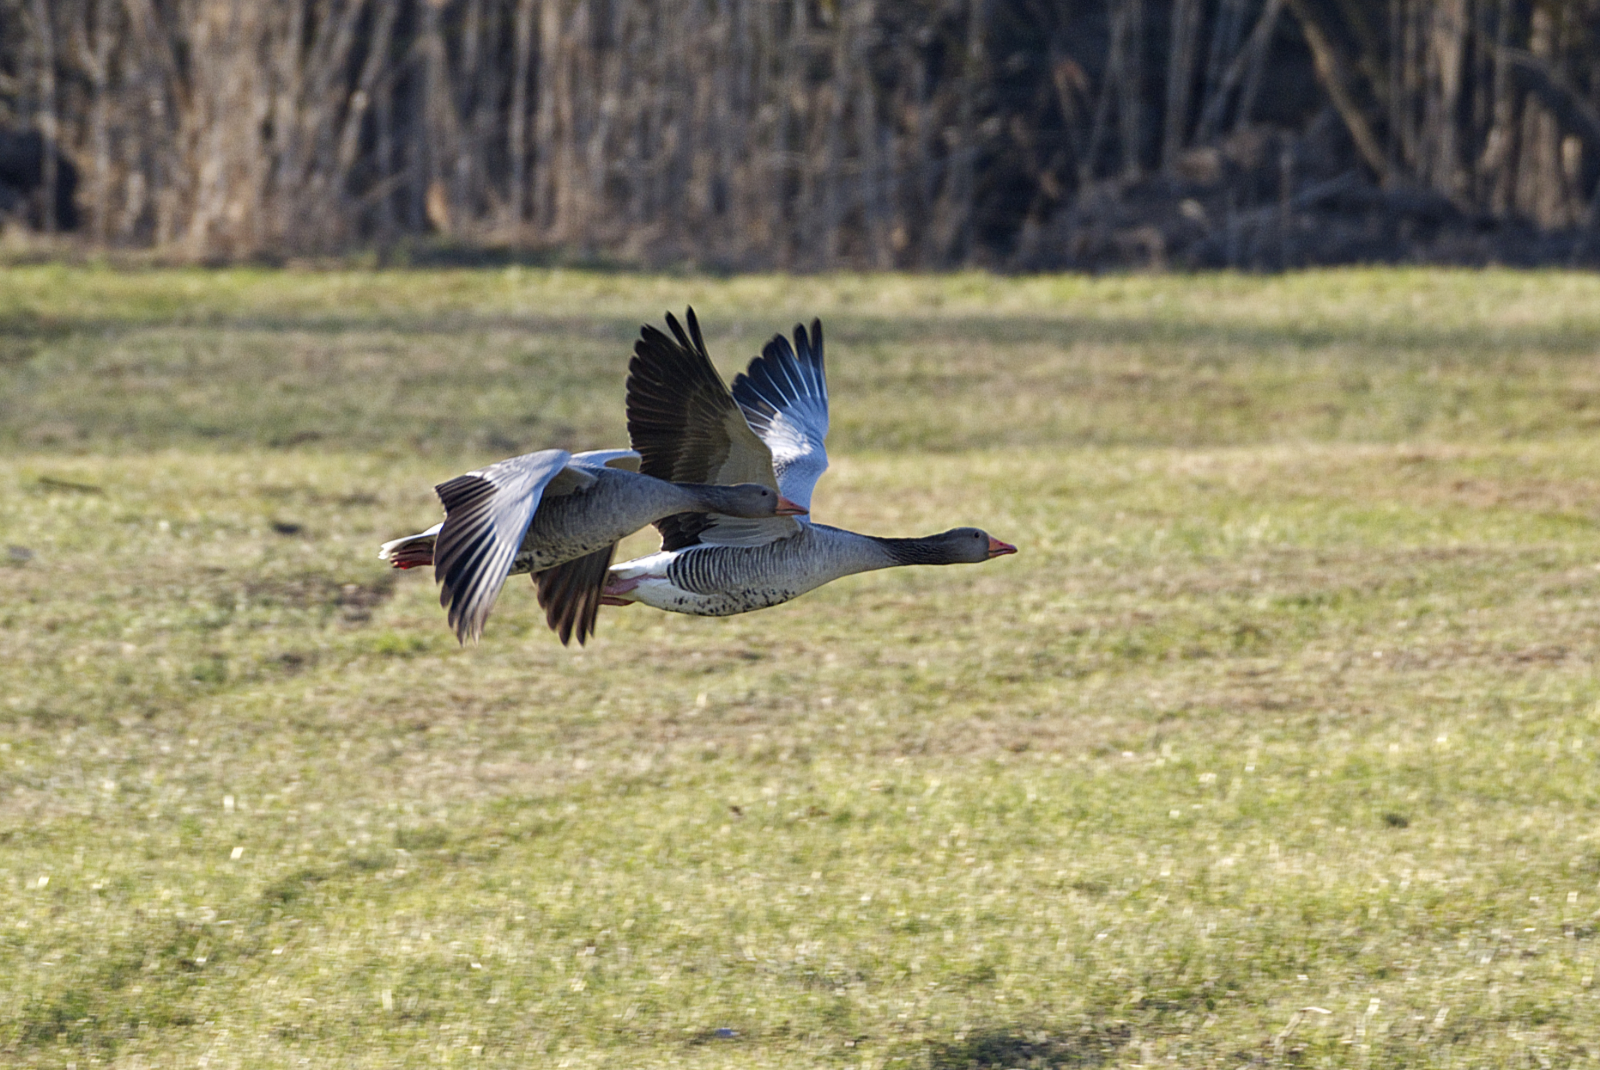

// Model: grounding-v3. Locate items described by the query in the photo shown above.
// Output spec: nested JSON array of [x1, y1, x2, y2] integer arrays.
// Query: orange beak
[[986, 536, 1017, 558], [776, 496, 809, 516]]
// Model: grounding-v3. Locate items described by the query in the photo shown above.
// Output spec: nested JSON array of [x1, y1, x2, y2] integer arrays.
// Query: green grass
[[3, 266, 1600, 1067]]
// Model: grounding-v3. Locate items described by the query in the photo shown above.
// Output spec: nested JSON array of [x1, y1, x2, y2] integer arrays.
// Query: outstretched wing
[[626, 308, 799, 550], [432, 448, 575, 644], [732, 318, 830, 512]]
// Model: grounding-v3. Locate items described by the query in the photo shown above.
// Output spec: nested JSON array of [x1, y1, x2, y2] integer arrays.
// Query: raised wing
[[626, 308, 799, 550], [627, 310, 777, 489], [732, 318, 830, 511], [432, 448, 573, 644]]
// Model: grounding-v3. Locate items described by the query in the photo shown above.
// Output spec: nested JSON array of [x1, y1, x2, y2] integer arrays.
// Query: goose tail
[[378, 523, 442, 569]]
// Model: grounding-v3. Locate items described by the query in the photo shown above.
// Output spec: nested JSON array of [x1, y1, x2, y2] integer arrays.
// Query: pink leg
[[600, 576, 640, 605]]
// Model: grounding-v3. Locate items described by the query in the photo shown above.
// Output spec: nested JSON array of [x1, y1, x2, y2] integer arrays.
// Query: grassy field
[[3, 265, 1600, 1068]]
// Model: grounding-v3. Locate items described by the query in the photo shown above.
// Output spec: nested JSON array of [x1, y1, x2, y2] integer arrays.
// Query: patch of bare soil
[[241, 571, 396, 624]]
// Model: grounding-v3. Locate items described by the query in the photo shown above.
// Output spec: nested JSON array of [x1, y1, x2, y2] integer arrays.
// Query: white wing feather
[[570, 448, 642, 472], [731, 321, 830, 512]]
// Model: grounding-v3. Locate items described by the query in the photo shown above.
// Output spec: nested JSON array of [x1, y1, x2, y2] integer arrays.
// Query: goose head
[[699, 482, 809, 518], [878, 527, 1017, 565]]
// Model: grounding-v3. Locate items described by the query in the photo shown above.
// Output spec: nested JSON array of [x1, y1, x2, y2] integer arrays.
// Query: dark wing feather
[[433, 474, 520, 643], [533, 543, 616, 646], [626, 308, 779, 551]]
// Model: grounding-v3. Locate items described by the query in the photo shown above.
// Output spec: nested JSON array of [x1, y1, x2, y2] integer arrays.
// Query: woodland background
[[3, 0, 1600, 269]]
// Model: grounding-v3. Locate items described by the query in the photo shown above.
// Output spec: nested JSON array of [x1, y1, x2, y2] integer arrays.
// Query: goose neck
[[867, 534, 949, 567]]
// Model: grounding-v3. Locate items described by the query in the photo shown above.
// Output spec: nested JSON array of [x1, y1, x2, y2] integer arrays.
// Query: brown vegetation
[[2, 0, 1600, 267]]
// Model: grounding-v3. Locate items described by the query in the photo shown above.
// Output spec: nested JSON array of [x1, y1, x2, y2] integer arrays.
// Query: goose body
[[508, 463, 752, 573], [602, 310, 1015, 618], [608, 522, 1008, 616], [379, 447, 801, 644]]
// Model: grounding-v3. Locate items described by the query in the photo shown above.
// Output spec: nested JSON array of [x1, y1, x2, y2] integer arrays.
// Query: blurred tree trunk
[[509, 0, 536, 229], [1162, 0, 1200, 171], [1284, 0, 1391, 180], [1121, 0, 1145, 177], [30, 0, 56, 234]]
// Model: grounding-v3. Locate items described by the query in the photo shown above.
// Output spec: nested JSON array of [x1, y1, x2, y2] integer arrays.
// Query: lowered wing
[[527, 448, 640, 646], [533, 543, 615, 647]]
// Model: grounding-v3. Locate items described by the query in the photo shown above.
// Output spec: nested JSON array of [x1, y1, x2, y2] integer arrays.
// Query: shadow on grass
[[3, 301, 1599, 360], [926, 1024, 1132, 1069], [0, 309, 72, 365]]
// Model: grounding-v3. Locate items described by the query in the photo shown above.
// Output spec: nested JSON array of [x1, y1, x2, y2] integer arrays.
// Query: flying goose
[[588, 310, 1015, 618], [379, 447, 804, 645]]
